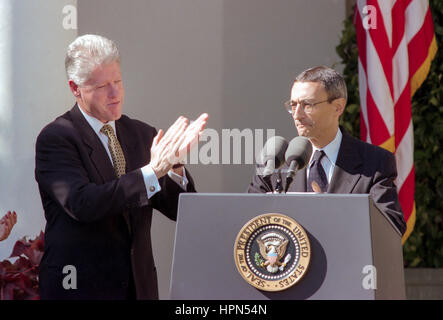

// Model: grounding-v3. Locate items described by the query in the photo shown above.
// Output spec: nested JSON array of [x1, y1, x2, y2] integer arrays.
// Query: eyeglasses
[[284, 99, 330, 114]]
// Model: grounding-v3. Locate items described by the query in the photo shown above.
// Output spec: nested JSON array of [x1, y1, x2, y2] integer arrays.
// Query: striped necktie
[[307, 150, 328, 192]]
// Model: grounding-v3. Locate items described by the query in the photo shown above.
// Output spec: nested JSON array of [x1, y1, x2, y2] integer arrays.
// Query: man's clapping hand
[[150, 113, 208, 179]]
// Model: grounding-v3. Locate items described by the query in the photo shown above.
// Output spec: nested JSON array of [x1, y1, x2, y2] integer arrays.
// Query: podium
[[169, 193, 405, 299]]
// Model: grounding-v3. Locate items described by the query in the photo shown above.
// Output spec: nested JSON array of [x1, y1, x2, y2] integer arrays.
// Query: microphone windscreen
[[285, 136, 312, 169], [261, 136, 288, 168]]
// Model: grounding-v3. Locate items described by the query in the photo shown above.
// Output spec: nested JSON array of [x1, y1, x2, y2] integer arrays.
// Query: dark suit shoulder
[[340, 131, 398, 187], [36, 110, 78, 143], [117, 114, 157, 140], [118, 114, 156, 132], [343, 131, 395, 165]]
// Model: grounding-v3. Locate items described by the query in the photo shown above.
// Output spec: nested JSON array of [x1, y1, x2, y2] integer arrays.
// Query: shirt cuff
[[168, 167, 189, 190], [141, 164, 161, 199]]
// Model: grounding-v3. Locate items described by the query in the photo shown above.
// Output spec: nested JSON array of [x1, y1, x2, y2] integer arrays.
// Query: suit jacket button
[[149, 186, 156, 192]]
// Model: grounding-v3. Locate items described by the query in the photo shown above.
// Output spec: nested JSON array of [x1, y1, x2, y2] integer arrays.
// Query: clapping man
[[35, 34, 208, 299]]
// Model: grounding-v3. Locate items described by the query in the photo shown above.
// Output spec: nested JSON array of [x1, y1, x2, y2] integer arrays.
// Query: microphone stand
[[275, 169, 283, 193], [263, 175, 274, 193], [284, 161, 299, 193], [284, 176, 293, 193]]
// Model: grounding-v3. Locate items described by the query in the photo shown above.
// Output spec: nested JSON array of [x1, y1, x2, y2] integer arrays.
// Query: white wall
[[0, 0, 77, 260], [1, 0, 345, 299]]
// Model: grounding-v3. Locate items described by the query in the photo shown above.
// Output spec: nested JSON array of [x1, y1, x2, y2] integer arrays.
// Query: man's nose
[[292, 103, 305, 120], [108, 83, 119, 98]]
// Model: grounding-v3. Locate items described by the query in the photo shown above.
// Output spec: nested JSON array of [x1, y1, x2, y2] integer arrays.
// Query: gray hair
[[65, 34, 121, 86], [294, 66, 347, 104]]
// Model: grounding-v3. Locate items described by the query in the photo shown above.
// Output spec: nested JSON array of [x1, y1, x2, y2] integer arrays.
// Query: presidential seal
[[234, 213, 310, 292]]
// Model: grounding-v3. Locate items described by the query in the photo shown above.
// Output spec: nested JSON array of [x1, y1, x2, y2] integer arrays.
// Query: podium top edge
[[179, 193, 371, 198]]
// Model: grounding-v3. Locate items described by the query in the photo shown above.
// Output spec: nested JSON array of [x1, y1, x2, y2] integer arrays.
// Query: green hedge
[[336, 1, 443, 267]]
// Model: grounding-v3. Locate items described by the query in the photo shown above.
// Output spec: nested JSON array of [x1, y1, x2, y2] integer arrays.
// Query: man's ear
[[333, 98, 346, 118], [68, 80, 81, 97]]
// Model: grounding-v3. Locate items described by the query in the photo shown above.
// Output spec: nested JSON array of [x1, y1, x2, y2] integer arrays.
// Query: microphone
[[260, 136, 289, 192], [284, 136, 312, 193]]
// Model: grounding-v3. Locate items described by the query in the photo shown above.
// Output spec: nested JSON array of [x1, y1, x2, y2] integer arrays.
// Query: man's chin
[[102, 112, 122, 123], [112, 114, 122, 121], [296, 126, 310, 137], [109, 108, 122, 120]]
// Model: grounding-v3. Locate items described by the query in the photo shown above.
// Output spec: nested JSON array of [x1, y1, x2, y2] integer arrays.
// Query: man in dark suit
[[248, 66, 406, 235], [35, 34, 208, 299]]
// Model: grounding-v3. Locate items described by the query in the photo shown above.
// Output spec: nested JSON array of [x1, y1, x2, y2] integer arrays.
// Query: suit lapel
[[115, 119, 138, 172], [327, 129, 363, 193], [69, 104, 116, 183], [70, 104, 135, 234], [116, 118, 152, 236]]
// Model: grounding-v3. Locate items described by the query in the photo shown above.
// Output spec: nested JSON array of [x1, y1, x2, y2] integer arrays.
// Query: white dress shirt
[[78, 107, 188, 199], [306, 128, 343, 184]]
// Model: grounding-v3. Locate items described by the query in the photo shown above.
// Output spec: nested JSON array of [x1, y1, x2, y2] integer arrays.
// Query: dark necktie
[[307, 150, 328, 192]]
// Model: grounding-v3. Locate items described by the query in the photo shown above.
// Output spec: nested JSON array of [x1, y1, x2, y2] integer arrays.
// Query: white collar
[[78, 105, 117, 137], [310, 127, 342, 165]]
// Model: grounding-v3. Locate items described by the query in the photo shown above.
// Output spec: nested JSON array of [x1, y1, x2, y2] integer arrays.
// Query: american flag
[[354, 0, 437, 242]]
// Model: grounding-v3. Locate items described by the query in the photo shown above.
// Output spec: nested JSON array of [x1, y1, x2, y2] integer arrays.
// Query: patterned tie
[[100, 124, 126, 178], [307, 150, 329, 192], [100, 124, 132, 234]]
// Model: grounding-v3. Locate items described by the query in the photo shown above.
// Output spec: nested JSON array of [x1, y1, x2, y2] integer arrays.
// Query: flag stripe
[[392, 36, 409, 103], [407, 7, 434, 79], [364, 0, 394, 98], [366, 89, 392, 145], [391, 0, 412, 53], [365, 34, 395, 137], [376, 0, 395, 47], [358, 59, 370, 142], [395, 121, 414, 190], [405, 0, 430, 44], [394, 85, 412, 147], [398, 166, 415, 220], [410, 35, 437, 97], [402, 204, 416, 243]]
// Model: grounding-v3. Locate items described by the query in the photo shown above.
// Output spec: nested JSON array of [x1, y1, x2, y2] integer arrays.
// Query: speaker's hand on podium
[[311, 181, 323, 193]]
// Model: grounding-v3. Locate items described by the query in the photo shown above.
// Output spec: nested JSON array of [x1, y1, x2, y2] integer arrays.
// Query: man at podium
[[247, 66, 406, 235]]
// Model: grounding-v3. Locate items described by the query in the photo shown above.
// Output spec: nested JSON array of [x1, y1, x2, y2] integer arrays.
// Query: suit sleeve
[[151, 168, 196, 221], [144, 126, 196, 221], [35, 129, 149, 224], [369, 151, 407, 235]]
